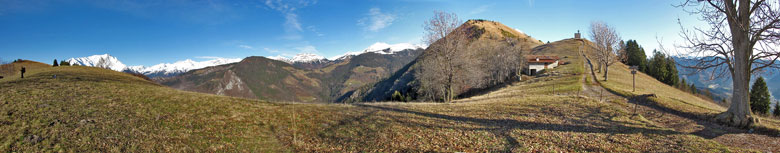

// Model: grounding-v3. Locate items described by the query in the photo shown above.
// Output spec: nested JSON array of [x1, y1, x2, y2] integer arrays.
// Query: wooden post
[[630, 66, 638, 92]]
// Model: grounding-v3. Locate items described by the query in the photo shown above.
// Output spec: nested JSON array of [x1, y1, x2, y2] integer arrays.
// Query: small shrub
[[500, 29, 518, 38], [391, 90, 405, 102]]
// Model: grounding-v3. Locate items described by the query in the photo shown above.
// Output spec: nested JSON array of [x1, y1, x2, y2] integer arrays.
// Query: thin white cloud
[[264, 47, 280, 53], [514, 28, 525, 34], [294, 45, 318, 53], [238, 45, 254, 49], [470, 4, 492, 15], [307, 26, 324, 36], [284, 13, 303, 32], [528, 0, 534, 7], [264, 0, 317, 40], [358, 8, 396, 32], [196, 56, 232, 60]]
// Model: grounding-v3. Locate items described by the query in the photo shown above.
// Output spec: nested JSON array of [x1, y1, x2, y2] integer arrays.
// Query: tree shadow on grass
[[324, 103, 686, 152], [626, 94, 780, 139]]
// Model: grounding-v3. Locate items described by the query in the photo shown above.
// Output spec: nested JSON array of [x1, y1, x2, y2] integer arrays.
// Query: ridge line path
[[580, 55, 779, 152]]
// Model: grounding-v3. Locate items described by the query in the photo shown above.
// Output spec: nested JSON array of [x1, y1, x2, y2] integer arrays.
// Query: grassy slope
[[0, 60, 51, 78], [265, 39, 741, 152], [1, 39, 754, 152], [0, 66, 285, 152], [593, 58, 780, 132], [352, 20, 546, 102]]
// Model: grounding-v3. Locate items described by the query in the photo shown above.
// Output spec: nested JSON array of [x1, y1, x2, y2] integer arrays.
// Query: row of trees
[[646, 50, 679, 86], [619, 39, 680, 87], [415, 11, 526, 102], [53, 59, 71, 67]]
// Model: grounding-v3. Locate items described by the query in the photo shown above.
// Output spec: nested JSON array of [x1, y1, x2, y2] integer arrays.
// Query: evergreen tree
[[647, 50, 667, 84], [53, 59, 59, 67], [59, 60, 70, 66], [690, 84, 697, 95], [680, 78, 688, 91], [664, 57, 679, 86], [644, 50, 680, 86], [774, 101, 780, 117], [750, 77, 771, 114], [625, 40, 647, 71]]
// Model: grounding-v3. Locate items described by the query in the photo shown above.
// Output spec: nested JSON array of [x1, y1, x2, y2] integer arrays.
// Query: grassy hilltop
[[2, 38, 776, 152]]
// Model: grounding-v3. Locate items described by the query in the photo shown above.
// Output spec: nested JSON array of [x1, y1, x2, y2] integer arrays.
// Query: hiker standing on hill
[[20, 67, 26, 78]]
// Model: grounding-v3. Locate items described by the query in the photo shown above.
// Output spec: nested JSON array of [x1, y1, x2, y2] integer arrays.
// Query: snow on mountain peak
[[327, 42, 425, 60], [67, 54, 241, 77], [268, 53, 327, 64], [138, 58, 242, 76], [363, 42, 425, 53], [291, 53, 326, 63], [66, 54, 128, 71]]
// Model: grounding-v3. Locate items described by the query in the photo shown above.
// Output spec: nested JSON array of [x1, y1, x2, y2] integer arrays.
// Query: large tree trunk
[[603, 64, 609, 81], [716, 45, 758, 127], [715, 2, 758, 127]]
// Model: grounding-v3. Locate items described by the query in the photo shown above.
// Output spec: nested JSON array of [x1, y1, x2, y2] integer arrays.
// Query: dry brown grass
[[0, 60, 51, 78], [0, 48, 760, 152], [0, 66, 285, 152], [593, 61, 780, 131], [591, 57, 780, 151]]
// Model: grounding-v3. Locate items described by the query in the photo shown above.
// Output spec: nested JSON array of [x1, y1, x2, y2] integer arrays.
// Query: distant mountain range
[[158, 45, 424, 102], [66, 54, 242, 78], [65, 42, 425, 79], [673, 56, 780, 104]]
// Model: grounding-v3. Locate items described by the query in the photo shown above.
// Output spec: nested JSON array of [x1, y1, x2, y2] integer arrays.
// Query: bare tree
[[589, 21, 622, 81], [675, 0, 780, 127], [416, 10, 469, 102]]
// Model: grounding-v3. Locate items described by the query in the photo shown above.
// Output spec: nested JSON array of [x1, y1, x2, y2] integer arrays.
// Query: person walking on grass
[[21, 67, 25, 78]]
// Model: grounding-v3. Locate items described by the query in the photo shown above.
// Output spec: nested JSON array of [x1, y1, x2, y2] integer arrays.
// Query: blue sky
[[0, 0, 704, 66]]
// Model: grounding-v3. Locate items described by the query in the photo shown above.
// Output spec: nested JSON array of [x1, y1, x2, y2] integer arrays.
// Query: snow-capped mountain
[[66, 54, 129, 71], [290, 53, 327, 63], [267, 53, 328, 64], [132, 58, 242, 77], [363, 42, 426, 54], [329, 42, 426, 60], [67, 54, 241, 78], [267, 42, 425, 64], [267, 55, 290, 63]]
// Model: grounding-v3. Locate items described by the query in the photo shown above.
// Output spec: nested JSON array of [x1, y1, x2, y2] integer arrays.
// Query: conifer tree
[[53, 59, 59, 67], [774, 101, 780, 117], [664, 57, 679, 86], [625, 40, 647, 71], [750, 77, 771, 114]]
